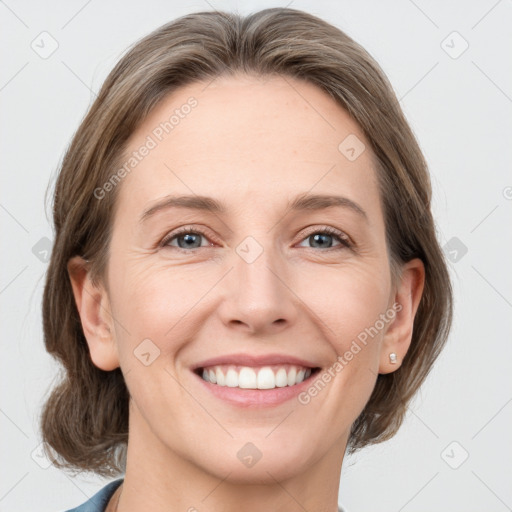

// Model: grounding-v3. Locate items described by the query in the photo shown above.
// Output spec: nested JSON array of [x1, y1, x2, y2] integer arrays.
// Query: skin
[[68, 74, 425, 512]]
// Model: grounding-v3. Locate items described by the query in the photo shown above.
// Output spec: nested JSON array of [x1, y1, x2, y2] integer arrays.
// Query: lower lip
[[191, 368, 320, 408]]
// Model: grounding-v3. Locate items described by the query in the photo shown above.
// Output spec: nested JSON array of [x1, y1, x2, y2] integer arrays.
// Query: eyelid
[[297, 225, 353, 248], [159, 224, 354, 251], [159, 224, 220, 249]]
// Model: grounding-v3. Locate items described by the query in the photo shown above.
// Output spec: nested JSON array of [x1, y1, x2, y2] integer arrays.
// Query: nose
[[217, 241, 299, 336]]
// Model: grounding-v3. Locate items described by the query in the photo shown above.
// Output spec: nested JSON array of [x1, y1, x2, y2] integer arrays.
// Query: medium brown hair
[[40, 7, 453, 477]]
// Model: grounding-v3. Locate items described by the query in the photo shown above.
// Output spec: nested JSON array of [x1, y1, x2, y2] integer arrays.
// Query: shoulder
[[63, 478, 124, 512]]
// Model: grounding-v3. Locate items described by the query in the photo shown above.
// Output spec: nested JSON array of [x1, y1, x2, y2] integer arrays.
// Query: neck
[[117, 402, 347, 512]]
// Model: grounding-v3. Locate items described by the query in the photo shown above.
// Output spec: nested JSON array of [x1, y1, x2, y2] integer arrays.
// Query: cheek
[[298, 261, 390, 349], [294, 266, 389, 427], [109, 261, 218, 351]]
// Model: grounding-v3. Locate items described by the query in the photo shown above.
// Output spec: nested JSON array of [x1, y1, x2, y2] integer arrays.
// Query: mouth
[[193, 364, 322, 390], [189, 353, 323, 407]]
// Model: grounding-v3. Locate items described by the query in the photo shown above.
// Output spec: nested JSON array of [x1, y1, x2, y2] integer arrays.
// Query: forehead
[[115, 74, 381, 223]]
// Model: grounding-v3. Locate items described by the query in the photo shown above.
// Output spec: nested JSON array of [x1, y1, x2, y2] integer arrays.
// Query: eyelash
[[159, 225, 354, 253]]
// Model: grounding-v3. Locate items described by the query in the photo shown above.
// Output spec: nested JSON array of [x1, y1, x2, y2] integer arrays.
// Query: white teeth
[[198, 364, 314, 389], [216, 367, 225, 386], [257, 367, 275, 389], [275, 368, 288, 387], [287, 367, 297, 386], [238, 367, 257, 388], [225, 368, 239, 387]]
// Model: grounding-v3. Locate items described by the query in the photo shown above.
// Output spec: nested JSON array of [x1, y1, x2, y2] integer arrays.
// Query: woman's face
[[82, 74, 423, 483]]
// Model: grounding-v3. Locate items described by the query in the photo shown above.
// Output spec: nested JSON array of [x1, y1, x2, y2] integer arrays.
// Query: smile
[[195, 364, 320, 390]]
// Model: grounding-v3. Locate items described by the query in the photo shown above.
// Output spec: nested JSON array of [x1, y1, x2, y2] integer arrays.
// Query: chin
[[192, 440, 315, 485]]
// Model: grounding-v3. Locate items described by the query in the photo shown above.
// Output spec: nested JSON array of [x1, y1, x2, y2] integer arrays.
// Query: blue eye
[[162, 229, 210, 250], [297, 227, 352, 250], [160, 225, 353, 252]]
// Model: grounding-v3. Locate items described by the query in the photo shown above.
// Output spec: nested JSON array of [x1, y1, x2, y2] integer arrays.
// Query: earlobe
[[67, 256, 120, 371], [378, 258, 425, 375]]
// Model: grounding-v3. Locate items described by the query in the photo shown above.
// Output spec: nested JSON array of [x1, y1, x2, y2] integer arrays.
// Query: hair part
[[40, 7, 453, 476]]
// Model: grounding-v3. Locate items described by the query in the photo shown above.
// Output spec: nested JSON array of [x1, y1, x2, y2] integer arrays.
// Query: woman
[[40, 7, 453, 512]]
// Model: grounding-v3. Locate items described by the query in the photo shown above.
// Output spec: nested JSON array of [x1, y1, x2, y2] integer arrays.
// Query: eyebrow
[[139, 192, 368, 223]]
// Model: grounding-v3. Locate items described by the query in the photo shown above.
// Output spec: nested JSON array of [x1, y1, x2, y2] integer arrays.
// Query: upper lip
[[191, 353, 320, 371]]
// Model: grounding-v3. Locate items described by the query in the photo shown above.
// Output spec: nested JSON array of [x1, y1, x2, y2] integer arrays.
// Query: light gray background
[[1, 1, 511, 511]]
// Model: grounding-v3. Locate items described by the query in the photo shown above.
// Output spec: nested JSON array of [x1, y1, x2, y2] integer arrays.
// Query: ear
[[67, 256, 119, 371], [378, 258, 425, 374]]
